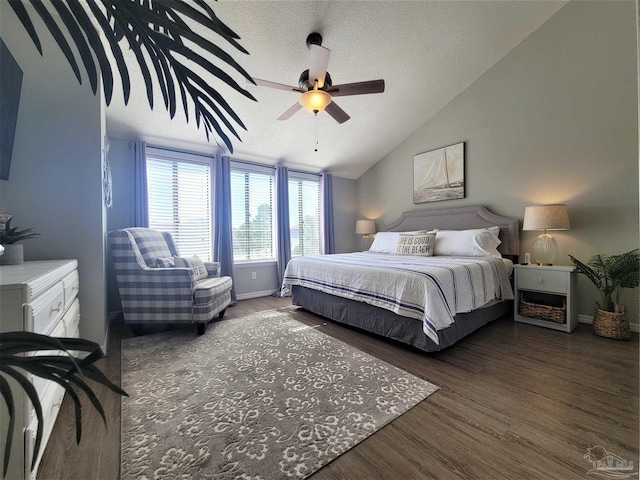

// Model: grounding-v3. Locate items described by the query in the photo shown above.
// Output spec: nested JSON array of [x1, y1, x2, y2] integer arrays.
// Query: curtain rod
[[143, 143, 323, 178]]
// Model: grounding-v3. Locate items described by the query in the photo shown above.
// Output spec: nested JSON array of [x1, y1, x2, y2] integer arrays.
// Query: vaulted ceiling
[[106, 0, 567, 179]]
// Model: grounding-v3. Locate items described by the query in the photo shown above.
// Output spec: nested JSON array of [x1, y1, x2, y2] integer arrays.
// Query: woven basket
[[519, 295, 566, 323], [592, 306, 630, 340]]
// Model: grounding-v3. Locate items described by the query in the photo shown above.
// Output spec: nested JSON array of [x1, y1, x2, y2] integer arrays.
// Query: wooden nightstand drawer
[[517, 268, 567, 294]]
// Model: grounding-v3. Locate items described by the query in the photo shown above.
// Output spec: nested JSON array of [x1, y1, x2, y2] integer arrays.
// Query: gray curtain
[[321, 172, 335, 254], [275, 165, 291, 290], [132, 140, 149, 227], [214, 155, 237, 303]]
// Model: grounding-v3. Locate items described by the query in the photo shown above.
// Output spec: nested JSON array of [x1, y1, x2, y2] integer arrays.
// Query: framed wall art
[[413, 142, 464, 203]]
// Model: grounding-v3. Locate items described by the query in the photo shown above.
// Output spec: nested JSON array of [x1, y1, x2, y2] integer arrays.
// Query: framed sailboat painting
[[413, 142, 465, 203]]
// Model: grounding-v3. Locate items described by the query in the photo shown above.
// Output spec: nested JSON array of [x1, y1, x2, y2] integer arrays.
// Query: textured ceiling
[[105, 1, 567, 179]]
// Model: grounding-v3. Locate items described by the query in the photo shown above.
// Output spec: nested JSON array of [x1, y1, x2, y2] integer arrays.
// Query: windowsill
[[234, 260, 277, 269]]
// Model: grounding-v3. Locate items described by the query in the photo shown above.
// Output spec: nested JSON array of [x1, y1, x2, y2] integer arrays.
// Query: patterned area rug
[[120, 310, 438, 479]]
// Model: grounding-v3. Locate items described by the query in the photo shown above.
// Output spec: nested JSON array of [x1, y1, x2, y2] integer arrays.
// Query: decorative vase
[[592, 305, 630, 340], [0, 244, 24, 265]]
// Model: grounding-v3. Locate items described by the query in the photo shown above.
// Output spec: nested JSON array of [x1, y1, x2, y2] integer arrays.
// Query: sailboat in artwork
[[419, 145, 464, 190]]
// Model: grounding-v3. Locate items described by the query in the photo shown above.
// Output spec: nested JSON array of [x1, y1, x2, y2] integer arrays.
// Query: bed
[[282, 205, 520, 352]]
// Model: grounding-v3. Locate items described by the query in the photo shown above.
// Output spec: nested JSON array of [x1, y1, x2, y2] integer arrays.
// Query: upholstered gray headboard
[[384, 205, 520, 257]]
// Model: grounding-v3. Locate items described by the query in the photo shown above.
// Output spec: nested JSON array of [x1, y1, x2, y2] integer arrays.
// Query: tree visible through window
[[146, 150, 212, 261], [230, 165, 275, 261], [289, 174, 320, 257]]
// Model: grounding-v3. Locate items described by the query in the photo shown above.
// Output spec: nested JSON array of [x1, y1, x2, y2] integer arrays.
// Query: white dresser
[[0, 260, 80, 480]]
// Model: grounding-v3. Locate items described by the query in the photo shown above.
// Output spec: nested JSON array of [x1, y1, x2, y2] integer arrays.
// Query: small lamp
[[522, 204, 570, 266], [356, 219, 376, 250], [356, 219, 376, 237]]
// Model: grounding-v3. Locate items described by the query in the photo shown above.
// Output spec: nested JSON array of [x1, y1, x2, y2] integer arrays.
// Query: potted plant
[[0, 216, 39, 265], [569, 249, 639, 339]]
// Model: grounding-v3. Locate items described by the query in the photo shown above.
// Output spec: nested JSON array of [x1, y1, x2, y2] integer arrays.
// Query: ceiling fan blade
[[325, 101, 350, 124], [327, 79, 385, 97], [254, 78, 304, 93], [308, 44, 331, 88], [277, 102, 303, 120]]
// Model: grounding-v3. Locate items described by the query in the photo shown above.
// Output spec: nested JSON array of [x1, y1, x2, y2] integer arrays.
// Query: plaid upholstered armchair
[[109, 228, 233, 335]]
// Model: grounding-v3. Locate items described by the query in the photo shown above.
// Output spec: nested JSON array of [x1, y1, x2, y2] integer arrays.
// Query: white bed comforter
[[281, 252, 514, 345]]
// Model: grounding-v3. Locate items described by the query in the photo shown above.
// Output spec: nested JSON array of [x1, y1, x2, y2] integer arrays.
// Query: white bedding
[[282, 252, 514, 345]]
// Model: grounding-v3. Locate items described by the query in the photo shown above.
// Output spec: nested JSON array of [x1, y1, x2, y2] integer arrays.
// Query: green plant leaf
[[11, 0, 255, 152], [1, 332, 126, 474], [29, 0, 83, 84], [7, 0, 43, 55], [1, 365, 44, 473], [570, 249, 639, 312], [47, 0, 100, 95], [0, 376, 16, 478]]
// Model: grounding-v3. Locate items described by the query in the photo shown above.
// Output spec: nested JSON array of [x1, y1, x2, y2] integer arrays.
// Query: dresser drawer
[[517, 268, 567, 294], [62, 270, 79, 310], [25, 381, 65, 479], [30, 318, 67, 402], [62, 298, 80, 338], [24, 282, 65, 335]]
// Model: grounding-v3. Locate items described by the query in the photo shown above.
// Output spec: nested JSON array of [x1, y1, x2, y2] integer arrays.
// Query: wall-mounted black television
[[0, 38, 23, 181]]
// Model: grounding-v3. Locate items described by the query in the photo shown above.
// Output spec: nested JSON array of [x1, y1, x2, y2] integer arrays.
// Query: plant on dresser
[[0, 216, 39, 266], [0, 332, 127, 477], [0, 217, 39, 245], [569, 249, 639, 339]]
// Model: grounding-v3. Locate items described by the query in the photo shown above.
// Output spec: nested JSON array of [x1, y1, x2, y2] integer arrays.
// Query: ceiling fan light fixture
[[299, 89, 332, 114]]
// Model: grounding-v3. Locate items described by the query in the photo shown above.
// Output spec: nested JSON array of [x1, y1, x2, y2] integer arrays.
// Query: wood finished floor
[[37, 296, 639, 479]]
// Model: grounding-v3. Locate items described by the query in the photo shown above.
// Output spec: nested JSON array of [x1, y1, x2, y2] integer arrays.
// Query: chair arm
[[115, 266, 198, 294], [203, 261, 221, 278]]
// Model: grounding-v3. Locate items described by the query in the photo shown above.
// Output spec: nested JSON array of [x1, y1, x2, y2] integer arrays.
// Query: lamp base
[[532, 233, 558, 266]]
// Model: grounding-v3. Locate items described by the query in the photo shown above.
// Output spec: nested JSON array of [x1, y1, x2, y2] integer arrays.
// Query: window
[[288, 173, 321, 257], [146, 149, 213, 261], [230, 163, 275, 262]]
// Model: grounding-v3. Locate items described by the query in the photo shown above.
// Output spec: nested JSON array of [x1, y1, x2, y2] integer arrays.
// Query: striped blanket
[[282, 252, 514, 345]]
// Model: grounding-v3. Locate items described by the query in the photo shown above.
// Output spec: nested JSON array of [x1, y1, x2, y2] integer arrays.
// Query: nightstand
[[513, 264, 577, 332]]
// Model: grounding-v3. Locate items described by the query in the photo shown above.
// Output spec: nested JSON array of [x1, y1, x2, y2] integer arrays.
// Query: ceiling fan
[[254, 32, 385, 124]]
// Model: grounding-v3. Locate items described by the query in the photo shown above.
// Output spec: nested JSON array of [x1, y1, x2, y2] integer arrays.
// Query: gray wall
[[357, 1, 639, 322], [0, 3, 108, 346], [105, 137, 359, 301]]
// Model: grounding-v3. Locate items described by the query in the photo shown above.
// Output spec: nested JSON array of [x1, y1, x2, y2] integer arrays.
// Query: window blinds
[[288, 174, 321, 257], [146, 154, 212, 261], [230, 164, 275, 261]]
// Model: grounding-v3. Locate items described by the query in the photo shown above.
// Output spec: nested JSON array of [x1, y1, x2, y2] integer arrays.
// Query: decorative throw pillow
[[154, 257, 175, 268], [174, 255, 208, 280], [433, 227, 502, 257], [396, 233, 436, 256], [369, 230, 429, 254]]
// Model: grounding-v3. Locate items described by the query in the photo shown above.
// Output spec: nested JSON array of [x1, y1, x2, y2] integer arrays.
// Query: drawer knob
[[50, 301, 63, 314], [537, 277, 544, 283]]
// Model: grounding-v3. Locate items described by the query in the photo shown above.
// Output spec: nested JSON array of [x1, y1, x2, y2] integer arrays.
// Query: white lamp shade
[[523, 204, 569, 265], [355, 219, 376, 235], [522, 204, 570, 231]]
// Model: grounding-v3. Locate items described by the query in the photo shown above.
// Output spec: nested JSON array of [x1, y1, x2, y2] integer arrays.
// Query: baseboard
[[236, 290, 278, 301], [578, 314, 639, 333]]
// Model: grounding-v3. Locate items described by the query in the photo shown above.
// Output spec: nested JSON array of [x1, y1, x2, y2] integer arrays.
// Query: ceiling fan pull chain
[[315, 112, 319, 152]]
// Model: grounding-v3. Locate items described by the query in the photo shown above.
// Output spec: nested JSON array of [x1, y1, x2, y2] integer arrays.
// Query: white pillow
[[174, 255, 209, 280], [369, 230, 428, 254], [396, 232, 436, 256], [433, 227, 502, 258]]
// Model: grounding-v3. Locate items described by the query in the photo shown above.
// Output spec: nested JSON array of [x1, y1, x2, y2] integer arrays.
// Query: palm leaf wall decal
[[0, 332, 127, 477], [7, 0, 256, 153]]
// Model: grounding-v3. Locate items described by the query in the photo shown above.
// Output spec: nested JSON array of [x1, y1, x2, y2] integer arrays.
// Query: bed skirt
[[291, 285, 512, 352]]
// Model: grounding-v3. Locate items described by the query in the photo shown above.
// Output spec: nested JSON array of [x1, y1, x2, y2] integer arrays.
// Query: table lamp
[[522, 204, 570, 265]]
